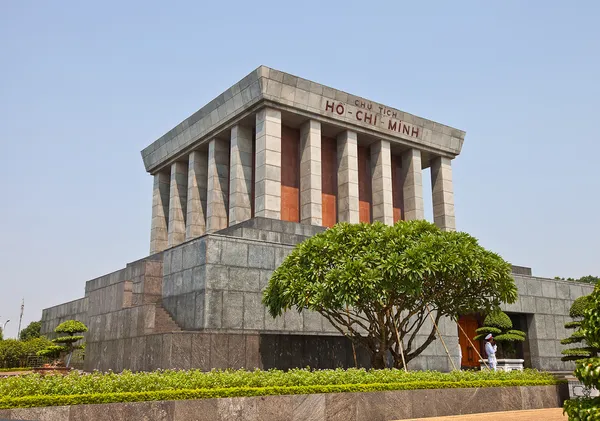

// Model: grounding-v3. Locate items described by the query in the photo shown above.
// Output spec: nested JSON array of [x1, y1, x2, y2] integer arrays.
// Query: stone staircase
[[154, 302, 181, 333], [216, 217, 325, 245]]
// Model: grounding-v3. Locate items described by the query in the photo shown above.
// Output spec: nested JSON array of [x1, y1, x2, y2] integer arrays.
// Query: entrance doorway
[[458, 315, 481, 369]]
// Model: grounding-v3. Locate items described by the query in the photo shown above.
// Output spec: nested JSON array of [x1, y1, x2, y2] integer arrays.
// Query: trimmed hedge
[[0, 367, 556, 398], [0, 379, 560, 410], [0, 367, 560, 409]]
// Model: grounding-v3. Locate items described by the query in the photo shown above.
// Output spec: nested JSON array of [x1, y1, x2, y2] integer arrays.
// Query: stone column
[[370, 140, 394, 225], [401, 148, 424, 220], [186, 150, 208, 240], [254, 108, 281, 219], [431, 156, 456, 231], [150, 172, 170, 254], [206, 138, 230, 233], [229, 125, 253, 225], [300, 120, 322, 225], [168, 161, 188, 247], [337, 130, 359, 223]]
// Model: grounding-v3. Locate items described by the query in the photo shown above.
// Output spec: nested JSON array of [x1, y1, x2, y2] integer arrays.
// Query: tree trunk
[[371, 350, 387, 369], [392, 354, 405, 370]]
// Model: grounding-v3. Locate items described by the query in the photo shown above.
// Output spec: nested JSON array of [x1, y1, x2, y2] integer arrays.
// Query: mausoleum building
[[144, 65, 461, 253], [41, 66, 593, 373]]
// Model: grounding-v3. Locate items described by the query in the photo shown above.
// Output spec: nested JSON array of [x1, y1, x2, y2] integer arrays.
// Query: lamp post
[[2, 320, 10, 336]]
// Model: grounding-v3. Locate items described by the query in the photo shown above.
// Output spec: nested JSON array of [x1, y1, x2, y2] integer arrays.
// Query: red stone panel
[[358, 146, 371, 223], [321, 136, 337, 228], [392, 154, 404, 222], [281, 126, 300, 222]]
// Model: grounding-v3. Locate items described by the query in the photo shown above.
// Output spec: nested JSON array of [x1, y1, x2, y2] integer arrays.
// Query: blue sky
[[1, 1, 598, 338]]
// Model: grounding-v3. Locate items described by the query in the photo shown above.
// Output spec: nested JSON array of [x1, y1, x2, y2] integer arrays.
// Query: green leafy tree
[[0, 327, 3, 341], [554, 276, 599, 285], [263, 221, 517, 369], [19, 321, 41, 341], [474, 310, 526, 359], [38, 320, 87, 367], [561, 296, 599, 362], [578, 276, 600, 285], [564, 283, 600, 420]]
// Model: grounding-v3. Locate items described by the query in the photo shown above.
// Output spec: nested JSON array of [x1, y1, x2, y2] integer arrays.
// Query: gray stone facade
[[40, 217, 592, 373], [501, 275, 595, 371]]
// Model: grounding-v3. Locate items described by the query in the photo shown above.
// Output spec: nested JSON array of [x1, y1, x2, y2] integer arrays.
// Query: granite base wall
[[84, 332, 374, 373], [0, 385, 568, 421]]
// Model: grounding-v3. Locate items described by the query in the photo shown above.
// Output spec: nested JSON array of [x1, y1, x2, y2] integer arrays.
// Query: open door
[[458, 315, 481, 369]]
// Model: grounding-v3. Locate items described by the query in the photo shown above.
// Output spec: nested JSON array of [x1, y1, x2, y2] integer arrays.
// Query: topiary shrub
[[474, 311, 526, 359], [561, 295, 599, 362], [37, 320, 87, 367], [564, 283, 600, 420], [36, 345, 64, 360], [571, 296, 591, 319]]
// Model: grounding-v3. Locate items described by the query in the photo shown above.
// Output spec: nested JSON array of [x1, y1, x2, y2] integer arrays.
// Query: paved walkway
[[0, 370, 32, 377], [399, 408, 566, 421]]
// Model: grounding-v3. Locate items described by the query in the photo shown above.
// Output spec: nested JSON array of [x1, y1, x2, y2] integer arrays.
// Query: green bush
[[0, 367, 555, 398], [0, 338, 52, 368], [564, 396, 600, 421], [0, 368, 558, 409], [0, 341, 25, 368], [0, 379, 560, 410], [22, 338, 51, 356]]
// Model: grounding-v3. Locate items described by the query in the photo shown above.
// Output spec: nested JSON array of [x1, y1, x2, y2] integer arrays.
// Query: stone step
[[154, 303, 181, 332], [215, 217, 325, 245]]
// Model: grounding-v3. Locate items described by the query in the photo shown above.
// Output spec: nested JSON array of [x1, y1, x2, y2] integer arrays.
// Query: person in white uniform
[[484, 334, 497, 371]]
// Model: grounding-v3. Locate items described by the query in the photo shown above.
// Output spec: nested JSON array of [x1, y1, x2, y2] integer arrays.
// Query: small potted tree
[[36, 320, 87, 374], [474, 311, 526, 371]]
